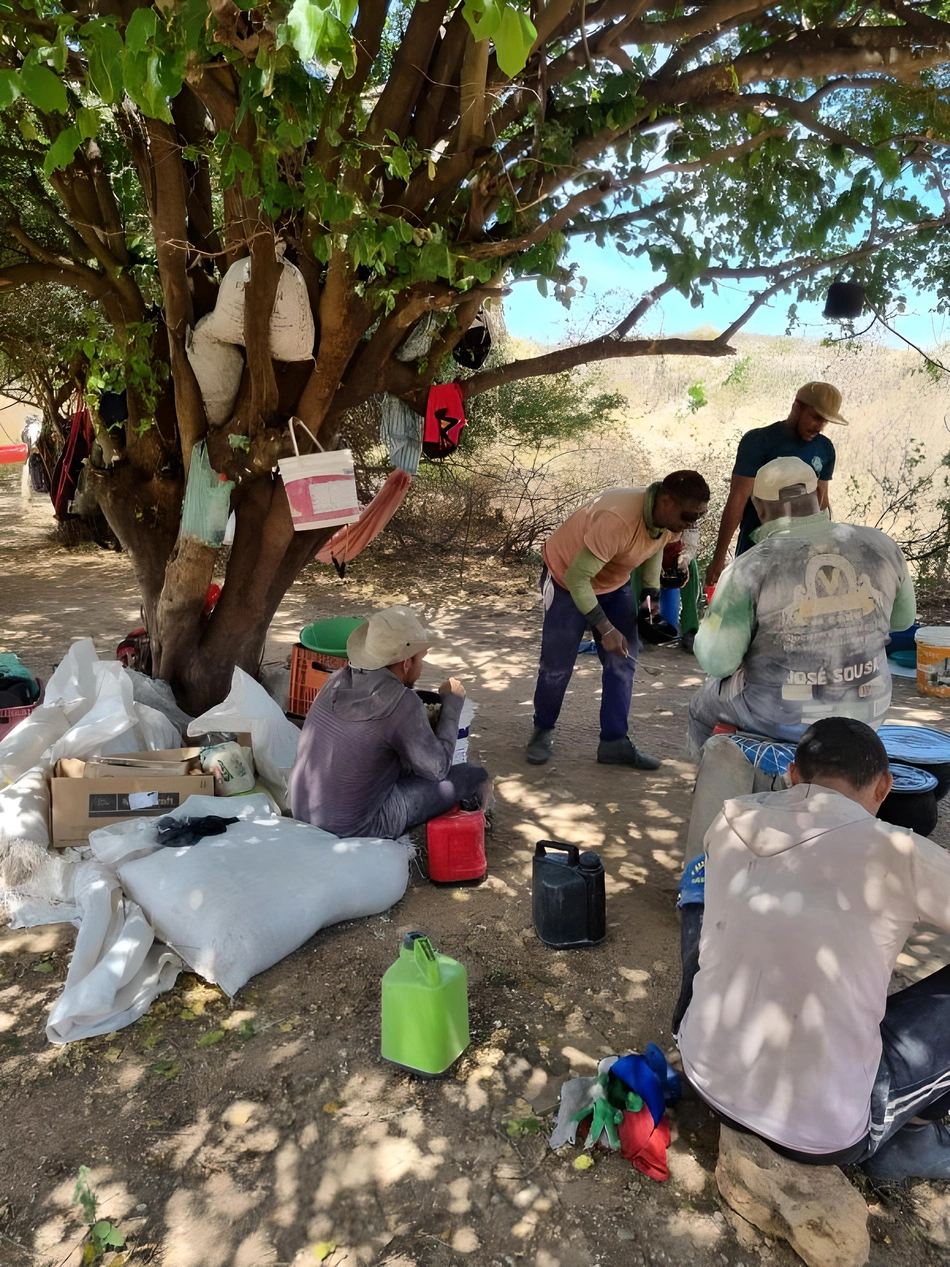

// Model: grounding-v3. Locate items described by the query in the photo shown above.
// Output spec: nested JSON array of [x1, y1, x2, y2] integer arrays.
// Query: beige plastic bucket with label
[[915, 627, 950, 698]]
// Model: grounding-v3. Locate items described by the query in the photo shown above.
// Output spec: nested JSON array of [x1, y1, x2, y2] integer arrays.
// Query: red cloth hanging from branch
[[315, 469, 412, 570]]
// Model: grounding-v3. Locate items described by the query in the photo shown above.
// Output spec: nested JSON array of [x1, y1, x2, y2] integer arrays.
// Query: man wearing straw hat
[[289, 606, 491, 838]]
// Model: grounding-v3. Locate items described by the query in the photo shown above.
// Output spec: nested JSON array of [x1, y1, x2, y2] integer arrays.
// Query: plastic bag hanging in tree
[[380, 394, 423, 475], [423, 383, 466, 459], [395, 311, 441, 362], [278, 418, 361, 532], [453, 307, 492, 369], [180, 440, 235, 547]]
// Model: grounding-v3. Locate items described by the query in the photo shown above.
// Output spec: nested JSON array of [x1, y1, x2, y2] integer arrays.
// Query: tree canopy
[[1, 0, 950, 707]]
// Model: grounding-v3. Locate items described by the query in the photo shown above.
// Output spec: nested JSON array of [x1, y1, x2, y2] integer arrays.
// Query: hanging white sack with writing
[[203, 257, 315, 362]]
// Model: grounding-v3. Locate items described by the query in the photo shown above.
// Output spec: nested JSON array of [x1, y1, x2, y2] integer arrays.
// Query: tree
[[1, 0, 950, 710]]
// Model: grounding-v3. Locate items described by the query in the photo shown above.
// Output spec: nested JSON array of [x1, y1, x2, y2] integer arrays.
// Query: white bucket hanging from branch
[[278, 418, 362, 533]]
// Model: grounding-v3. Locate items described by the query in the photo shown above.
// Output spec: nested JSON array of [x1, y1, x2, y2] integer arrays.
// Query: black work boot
[[526, 726, 555, 765], [597, 736, 661, 770]]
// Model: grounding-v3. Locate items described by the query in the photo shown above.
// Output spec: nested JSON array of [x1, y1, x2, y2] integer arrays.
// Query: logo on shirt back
[[786, 555, 880, 625]]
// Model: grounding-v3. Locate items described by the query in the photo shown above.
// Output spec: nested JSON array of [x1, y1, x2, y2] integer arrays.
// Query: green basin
[[299, 615, 367, 657]]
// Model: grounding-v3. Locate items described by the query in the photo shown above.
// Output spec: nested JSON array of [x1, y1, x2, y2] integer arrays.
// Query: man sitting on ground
[[289, 606, 491, 838], [677, 718, 950, 1179], [688, 456, 915, 752]]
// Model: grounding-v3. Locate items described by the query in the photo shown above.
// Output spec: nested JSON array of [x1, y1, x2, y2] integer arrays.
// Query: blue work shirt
[[733, 420, 836, 555]]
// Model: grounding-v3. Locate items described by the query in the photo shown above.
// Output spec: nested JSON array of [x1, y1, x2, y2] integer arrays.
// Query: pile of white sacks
[[0, 640, 410, 1043], [185, 251, 315, 424]]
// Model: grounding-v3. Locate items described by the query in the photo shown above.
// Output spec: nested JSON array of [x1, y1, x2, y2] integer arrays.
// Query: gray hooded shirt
[[288, 666, 464, 837]]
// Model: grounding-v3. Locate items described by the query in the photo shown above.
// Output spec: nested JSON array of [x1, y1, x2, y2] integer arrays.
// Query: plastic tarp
[[188, 668, 300, 810], [0, 639, 181, 787]]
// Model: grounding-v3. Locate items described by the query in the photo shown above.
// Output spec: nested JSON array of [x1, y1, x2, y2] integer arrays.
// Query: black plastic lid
[[578, 850, 602, 870], [403, 931, 426, 949]]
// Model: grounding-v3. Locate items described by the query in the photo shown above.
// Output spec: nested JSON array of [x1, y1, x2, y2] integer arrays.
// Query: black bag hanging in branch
[[453, 307, 492, 369], [423, 383, 467, 459]]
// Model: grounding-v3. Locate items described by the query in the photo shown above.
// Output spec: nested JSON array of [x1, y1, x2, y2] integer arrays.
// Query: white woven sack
[[204, 257, 315, 362], [93, 794, 411, 996], [186, 315, 244, 425]]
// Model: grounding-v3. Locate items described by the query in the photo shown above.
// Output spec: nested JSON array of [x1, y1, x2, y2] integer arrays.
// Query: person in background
[[526, 470, 710, 769], [705, 382, 846, 587], [635, 528, 701, 652], [289, 606, 491, 838], [677, 718, 950, 1181], [687, 456, 914, 751]]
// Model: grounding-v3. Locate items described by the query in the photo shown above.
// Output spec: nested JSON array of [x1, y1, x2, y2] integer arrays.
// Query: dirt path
[[2, 471, 949, 1267]]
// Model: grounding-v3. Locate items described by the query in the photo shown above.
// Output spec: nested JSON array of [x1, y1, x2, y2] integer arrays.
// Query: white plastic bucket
[[279, 419, 361, 533], [915, 627, 950, 698]]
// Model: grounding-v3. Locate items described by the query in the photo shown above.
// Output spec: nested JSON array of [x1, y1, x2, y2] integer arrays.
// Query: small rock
[[716, 1125, 870, 1267], [909, 1181, 950, 1248]]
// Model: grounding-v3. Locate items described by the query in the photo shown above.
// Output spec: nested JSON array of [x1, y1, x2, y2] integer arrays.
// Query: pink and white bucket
[[279, 418, 361, 533]]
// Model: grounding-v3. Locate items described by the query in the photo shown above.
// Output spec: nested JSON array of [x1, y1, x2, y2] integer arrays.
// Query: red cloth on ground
[[618, 1106, 671, 1181], [315, 469, 412, 565]]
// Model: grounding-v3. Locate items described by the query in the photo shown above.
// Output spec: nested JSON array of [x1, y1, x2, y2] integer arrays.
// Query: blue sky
[[503, 236, 950, 353]]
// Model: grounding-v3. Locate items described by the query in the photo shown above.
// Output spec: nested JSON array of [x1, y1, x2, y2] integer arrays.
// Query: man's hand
[[601, 627, 628, 659], [438, 677, 466, 698], [705, 555, 725, 588]]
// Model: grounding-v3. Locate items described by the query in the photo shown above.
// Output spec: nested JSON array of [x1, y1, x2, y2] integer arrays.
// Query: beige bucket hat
[[347, 605, 439, 671], [796, 381, 849, 426]]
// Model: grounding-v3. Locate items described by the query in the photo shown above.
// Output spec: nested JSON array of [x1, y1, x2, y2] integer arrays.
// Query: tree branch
[[462, 335, 735, 400]]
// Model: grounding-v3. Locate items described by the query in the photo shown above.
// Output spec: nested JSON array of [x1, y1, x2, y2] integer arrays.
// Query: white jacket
[[677, 783, 950, 1153]]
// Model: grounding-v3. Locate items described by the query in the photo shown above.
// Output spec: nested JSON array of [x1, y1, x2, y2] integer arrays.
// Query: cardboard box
[[51, 753, 214, 849], [82, 747, 203, 778]]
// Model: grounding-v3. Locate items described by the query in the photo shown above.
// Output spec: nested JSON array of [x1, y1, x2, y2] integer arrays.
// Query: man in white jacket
[[677, 716, 950, 1179]]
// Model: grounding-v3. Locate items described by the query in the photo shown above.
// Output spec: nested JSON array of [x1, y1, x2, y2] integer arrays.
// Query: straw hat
[[347, 605, 439, 671]]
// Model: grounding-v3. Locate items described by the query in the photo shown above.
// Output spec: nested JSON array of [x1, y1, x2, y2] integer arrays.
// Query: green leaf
[[21, 60, 67, 114], [32, 960, 54, 973], [492, 4, 537, 77], [746, 112, 761, 136], [283, 0, 329, 63], [77, 107, 99, 141], [125, 7, 158, 54], [875, 146, 902, 183], [237, 1018, 256, 1039], [147, 1059, 179, 1078], [0, 70, 21, 111], [313, 1243, 336, 1262], [196, 1029, 225, 1047], [44, 126, 81, 176], [92, 1221, 125, 1250], [312, 233, 330, 263], [228, 434, 250, 451], [84, 24, 124, 105]]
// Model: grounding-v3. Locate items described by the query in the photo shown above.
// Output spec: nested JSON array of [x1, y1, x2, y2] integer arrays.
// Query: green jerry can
[[381, 932, 470, 1076]]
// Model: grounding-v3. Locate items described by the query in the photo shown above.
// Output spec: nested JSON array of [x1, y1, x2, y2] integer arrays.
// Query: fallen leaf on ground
[[102, 1047, 121, 1063], [313, 1243, 335, 1261], [322, 1102, 341, 1114], [148, 1061, 179, 1079], [197, 1030, 225, 1048], [573, 1154, 594, 1171], [32, 962, 54, 974], [179, 1009, 196, 1021]]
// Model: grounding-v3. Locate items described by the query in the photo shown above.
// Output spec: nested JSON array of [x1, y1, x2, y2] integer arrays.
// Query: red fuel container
[[427, 805, 486, 883]]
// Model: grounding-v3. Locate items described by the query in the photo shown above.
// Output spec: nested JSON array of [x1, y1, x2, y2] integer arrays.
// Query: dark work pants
[[532, 568, 639, 742], [367, 763, 491, 839], [675, 905, 950, 1165]]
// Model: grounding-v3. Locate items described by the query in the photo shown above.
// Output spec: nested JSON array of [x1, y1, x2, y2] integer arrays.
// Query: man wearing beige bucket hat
[[706, 381, 847, 586], [289, 605, 491, 838]]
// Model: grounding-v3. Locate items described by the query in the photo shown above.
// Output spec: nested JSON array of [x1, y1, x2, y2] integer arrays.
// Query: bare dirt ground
[[2, 468, 950, 1267]]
